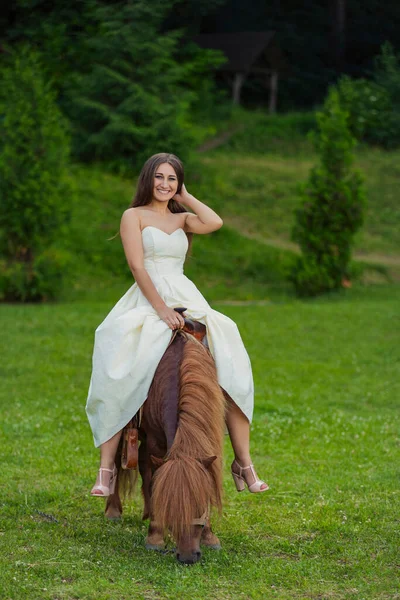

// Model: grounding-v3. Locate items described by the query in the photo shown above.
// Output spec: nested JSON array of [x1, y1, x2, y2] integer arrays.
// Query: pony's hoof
[[201, 530, 221, 550], [105, 515, 122, 521], [145, 542, 166, 552], [202, 542, 221, 551]]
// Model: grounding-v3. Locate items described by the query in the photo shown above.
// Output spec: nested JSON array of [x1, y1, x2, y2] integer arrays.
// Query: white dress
[[86, 226, 254, 447]]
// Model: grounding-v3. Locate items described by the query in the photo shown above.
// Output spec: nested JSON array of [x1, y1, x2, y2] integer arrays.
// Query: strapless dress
[[86, 226, 254, 447]]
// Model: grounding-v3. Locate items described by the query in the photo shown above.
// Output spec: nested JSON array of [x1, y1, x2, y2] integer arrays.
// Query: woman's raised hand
[[173, 183, 191, 205], [157, 306, 185, 330]]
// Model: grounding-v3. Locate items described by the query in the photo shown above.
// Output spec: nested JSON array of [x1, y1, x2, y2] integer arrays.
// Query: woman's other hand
[[157, 306, 185, 330]]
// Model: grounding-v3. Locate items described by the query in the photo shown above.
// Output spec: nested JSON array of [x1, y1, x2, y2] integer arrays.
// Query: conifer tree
[[67, 1, 199, 170], [0, 49, 72, 301], [290, 89, 365, 296]]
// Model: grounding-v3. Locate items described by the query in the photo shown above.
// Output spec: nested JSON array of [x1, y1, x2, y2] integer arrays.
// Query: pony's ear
[[150, 455, 164, 468], [198, 456, 217, 469]]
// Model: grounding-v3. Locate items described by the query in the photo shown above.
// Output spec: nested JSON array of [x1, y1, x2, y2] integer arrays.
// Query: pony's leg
[[138, 437, 152, 521], [145, 520, 165, 551], [201, 517, 221, 550], [105, 470, 123, 520]]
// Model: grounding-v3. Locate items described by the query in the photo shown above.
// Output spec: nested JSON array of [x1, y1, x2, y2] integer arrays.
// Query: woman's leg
[[91, 429, 123, 493], [99, 429, 123, 469], [225, 399, 268, 491]]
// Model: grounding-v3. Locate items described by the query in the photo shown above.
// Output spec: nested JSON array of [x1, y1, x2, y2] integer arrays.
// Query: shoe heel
[[231, 472, 245, 492]]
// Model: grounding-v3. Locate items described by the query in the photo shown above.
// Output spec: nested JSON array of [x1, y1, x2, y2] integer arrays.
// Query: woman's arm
[[120, 209, 184, 329], [174, 184, 223, 234]]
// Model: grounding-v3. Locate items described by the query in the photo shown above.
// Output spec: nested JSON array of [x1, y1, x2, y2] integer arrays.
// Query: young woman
[[86, 153, 268, 497]]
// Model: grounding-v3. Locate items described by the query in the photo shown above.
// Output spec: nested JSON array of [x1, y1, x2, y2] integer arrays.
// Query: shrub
[[0, 49, 73, 302], [290, 89, 365, 297], [336, 43, 400, 149]]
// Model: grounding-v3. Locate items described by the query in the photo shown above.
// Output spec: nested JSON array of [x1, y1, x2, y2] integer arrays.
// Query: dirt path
[[197, 126, 244, 153]]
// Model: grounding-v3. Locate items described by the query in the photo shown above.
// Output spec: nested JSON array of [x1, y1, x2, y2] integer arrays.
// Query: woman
[[86, 153, 268, 497]]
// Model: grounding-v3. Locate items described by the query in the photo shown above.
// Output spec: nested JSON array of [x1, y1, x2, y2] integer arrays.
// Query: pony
[[105, 317, 227, 564]]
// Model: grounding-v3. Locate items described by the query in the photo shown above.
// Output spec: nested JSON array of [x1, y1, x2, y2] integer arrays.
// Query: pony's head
[[151, 454, 220, 564]]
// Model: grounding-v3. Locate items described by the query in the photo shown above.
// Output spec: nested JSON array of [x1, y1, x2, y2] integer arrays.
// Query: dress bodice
[[142, 226, 188, 278]]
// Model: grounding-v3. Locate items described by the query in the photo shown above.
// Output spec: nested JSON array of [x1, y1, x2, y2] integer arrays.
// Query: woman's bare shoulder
[[121, 207, 146, 221], [122, 206, 142, 216]]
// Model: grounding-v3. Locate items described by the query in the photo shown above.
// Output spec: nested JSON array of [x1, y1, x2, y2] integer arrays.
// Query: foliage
[[290, 90, 365, 296], [64, 1, 224, 171], [373, 41, 400, 105], [336, 76, 391, 142], [0, 49, 73, 302], [3, 0, 400, 113], [335, 43, 400, 149]]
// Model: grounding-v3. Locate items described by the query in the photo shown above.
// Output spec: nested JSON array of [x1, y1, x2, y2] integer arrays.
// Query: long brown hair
[[108, 153, 193, 250]]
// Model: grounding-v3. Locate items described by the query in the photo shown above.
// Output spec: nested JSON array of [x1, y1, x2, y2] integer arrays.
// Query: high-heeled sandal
[[231, 460, 269, 493], [90, 466, 117, 497]]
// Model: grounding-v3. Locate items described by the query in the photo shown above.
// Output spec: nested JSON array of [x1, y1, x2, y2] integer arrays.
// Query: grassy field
[[199, 146, 400, 259], [1, 285, 399, 599]]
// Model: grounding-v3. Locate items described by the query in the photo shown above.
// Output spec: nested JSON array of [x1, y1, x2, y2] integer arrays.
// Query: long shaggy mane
[[151, 333, 226, 537]]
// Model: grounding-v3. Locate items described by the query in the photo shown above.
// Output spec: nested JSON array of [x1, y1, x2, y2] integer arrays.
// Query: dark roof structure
[[194, 31, 287, 74]]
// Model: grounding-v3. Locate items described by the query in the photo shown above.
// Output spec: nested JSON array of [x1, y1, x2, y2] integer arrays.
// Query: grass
[[197, 146, 400, 260], [1, 285, 399, 599], [55, 134, 400, 307]]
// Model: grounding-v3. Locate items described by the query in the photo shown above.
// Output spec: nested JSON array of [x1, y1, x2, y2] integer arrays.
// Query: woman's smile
[[152, 162, 178, 201]]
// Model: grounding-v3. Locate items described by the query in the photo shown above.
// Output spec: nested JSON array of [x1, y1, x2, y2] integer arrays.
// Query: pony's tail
[[115, 437, 138, 501], [151, 455, 214, 540]]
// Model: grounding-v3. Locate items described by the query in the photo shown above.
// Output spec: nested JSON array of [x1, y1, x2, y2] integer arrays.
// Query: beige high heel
[[231, 460, 269, 493], [90, 466, 117, 497]]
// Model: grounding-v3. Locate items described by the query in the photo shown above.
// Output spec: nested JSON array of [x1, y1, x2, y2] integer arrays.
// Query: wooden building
[[194, 31, 287, 112]]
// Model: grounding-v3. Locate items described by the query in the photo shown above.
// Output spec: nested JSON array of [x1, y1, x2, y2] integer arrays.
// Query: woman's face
[[152, 162, 179, 203]]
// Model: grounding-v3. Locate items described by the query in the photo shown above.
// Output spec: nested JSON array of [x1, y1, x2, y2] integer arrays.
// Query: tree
[[65, 1, 223, 170], [0, 49, 72, 301], [290, 89, 365, 297]]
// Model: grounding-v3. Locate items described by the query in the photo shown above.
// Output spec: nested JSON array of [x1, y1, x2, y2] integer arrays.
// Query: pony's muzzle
[[176, 550, 202, 565]]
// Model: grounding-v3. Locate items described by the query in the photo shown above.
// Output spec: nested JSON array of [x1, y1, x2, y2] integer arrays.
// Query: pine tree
[[67, 1, 198, 170], [290, 89, 365, 296], [0, 49, 72, 301]]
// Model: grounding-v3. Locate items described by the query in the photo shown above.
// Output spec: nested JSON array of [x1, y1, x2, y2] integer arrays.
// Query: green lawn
[[1, 285, 399, 599]]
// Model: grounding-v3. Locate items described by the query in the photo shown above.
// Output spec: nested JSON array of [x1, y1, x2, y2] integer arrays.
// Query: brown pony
[[105, 320, 227, 564]]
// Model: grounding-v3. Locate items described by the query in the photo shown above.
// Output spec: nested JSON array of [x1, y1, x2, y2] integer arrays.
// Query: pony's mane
[[151, 333, 226, 538]]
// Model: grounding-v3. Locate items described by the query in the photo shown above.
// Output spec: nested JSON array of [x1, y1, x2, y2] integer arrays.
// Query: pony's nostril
[[196, 551, 201, 560]]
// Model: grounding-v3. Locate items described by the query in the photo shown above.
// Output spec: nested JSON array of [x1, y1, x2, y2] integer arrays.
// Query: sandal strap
[[98, 466, 116, 486]]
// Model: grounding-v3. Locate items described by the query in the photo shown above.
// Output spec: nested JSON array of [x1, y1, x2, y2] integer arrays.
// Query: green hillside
[[59, 138, 400, 303]]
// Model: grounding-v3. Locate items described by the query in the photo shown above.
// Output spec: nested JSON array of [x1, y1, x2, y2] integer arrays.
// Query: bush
[[290, 89, 365, 297], [336, 43, 400, 149], [0, 248, 72, 302], [0, 49, 73, 302]]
